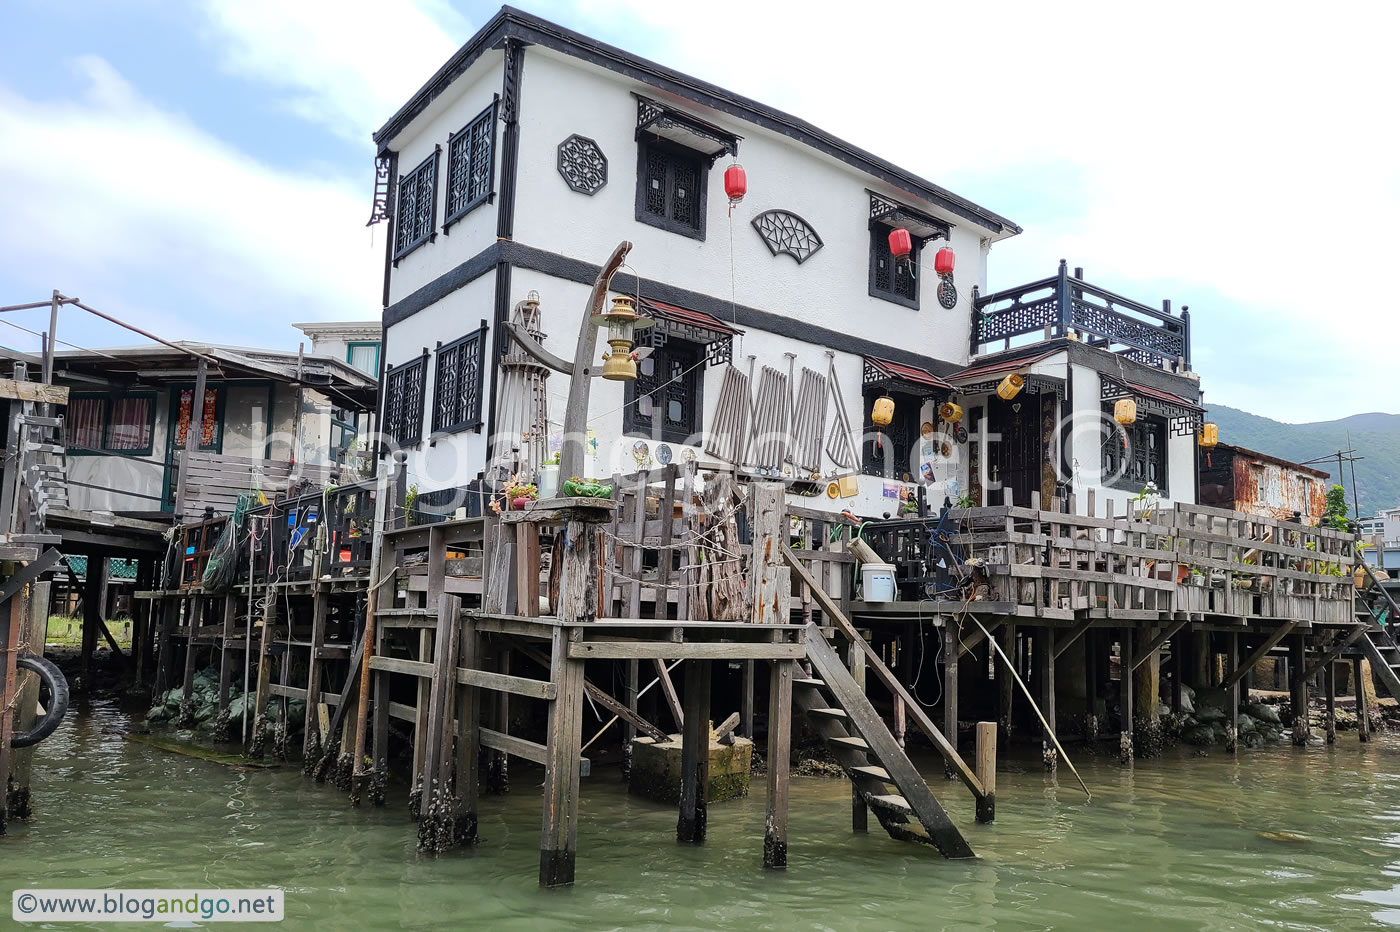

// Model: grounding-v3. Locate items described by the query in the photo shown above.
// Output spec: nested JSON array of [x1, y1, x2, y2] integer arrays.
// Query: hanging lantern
[[724, 163, 747, 214], [939, 401, 964, 423], [997, 373, 1024, 400], [934, 247, 955, 276], [888, 228, 912, 259], [590, 294, 654, 382], [1198, 423, 1218, 449], [871, 394, 895, 426], [1114, 398, 1138, 425]]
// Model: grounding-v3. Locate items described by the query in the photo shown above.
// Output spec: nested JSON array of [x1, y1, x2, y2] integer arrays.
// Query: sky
[[1, 0, 1396, 423]]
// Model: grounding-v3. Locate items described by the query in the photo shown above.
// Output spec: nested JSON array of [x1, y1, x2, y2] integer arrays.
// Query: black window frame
[[623, 338, 705, 444], [869, 221, 920, 310], [383, 352, 428, 449], [431, 321, 488, 435], [860, 386, 922, 480], [635, 137, 708, 241], [444, 100, 498, 231], [393, 148, 440, 264], [1101, 404, 1169, 495]]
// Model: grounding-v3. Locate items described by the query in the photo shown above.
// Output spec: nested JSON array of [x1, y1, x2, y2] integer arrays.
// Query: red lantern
[[888, 228, 912, 258], [934, 246, 955, 275], [724, 163, 746, 214]]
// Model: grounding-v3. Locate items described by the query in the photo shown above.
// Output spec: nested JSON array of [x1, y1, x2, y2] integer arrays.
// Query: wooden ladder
[[797, 624, 974, 858]]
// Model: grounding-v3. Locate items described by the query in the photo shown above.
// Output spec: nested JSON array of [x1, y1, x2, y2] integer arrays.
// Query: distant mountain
[[1205, 405, 1400, 516]]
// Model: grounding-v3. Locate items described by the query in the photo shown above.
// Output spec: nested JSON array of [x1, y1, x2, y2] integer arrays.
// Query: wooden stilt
[[677, 660, 712, 844], [943, 620, 959, 779], [1290, 632, 1309, 746], [1119, 628, 1133, 764], [81, 558, 106, 684], [1324, 661, 1336, 744], [1039, 627, 1057, 770], [454, 607, 481, 844], [998, 623, 1016, 738], [845, 639, 867, 833], [1085, 628, 1100, 740], [764, 659, 792, 868], [302, 587, 328, 750], [539, 627, 586, 887], [1225, 631, 1239, 754], [741, 660, 755, 738], [9, 582, 46, 820], [250, 585, 275, 757], [177, 596, 202, 726], [153, 597, 175, 695], [974, 721, 996, 823], [487, 646, 511, 793], [623, 658, 639, 778], [1354, 656, 1371, 743], [0, 589, 24, 833]]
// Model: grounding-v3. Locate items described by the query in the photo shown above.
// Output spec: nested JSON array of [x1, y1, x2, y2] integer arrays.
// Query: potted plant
[[538, 452, 561, 500], [491, 474, 538, 514]]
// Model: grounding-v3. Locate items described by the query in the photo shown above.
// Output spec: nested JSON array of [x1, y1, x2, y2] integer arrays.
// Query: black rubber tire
[[9, 654, 69, 748]]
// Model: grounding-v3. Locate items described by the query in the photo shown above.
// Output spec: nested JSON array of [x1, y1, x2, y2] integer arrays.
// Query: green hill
[[1205, 405, 1400, 517]]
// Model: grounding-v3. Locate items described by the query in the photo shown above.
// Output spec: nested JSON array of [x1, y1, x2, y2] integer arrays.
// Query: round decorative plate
[[656, 443, 673, 465], [826, 482, 839, 498], [938, 277, 958, 310]]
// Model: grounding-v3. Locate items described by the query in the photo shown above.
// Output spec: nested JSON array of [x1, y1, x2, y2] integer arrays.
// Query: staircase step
[[794, 677, 826, 689], [851, 765, 892, 782], [808, 707, 849, 722], [867, 794, 913, 815], [829, 736, 871, 752]]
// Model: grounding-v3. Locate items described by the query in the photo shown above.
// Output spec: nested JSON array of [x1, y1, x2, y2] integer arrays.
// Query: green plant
[[1321, 484, 1356, 534], [404, 483, 419, 526]]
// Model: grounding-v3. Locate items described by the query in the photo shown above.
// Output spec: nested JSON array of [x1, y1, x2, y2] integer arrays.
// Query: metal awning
[[946, 351, 1063, 399], [863, 356, 951, 396], [868, 191, 951, 243], [1100, 375, 1203, 435], [639, 299, 741, 367], [635, 95, 741, 162]]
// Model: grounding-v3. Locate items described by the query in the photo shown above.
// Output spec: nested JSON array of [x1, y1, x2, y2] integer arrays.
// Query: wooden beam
[[480, 727, 590, 777], [677, 660, 711, 844], [1052, 617, 1096, 660], [764, 659, 793, 868], [1219, 621, 1296, 690], [1300, 623, 1368, 682], [567, 641, 805, 661], [513, 641, 667, 741], [1130, 618, 1188, 672], [957, 618, 1003, 658], [0, 378, 67, 405], [782, 545, 985, 799]]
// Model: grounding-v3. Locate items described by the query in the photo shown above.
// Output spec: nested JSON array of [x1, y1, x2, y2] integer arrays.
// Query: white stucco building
[[371, 7, 1202, 518]]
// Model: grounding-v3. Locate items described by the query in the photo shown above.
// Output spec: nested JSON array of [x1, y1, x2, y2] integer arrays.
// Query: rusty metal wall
[[1230, 456, 1327, 520]]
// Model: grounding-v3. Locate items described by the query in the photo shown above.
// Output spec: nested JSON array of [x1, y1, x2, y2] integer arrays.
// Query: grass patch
[[45, 615, 133, 650]]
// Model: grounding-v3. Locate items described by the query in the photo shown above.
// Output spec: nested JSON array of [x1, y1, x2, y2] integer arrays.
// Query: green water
[[9, 699, 1400, 930]]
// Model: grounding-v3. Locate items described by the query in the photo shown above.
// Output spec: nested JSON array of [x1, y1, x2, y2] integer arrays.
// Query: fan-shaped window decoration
[[751, 210, 823, 265]]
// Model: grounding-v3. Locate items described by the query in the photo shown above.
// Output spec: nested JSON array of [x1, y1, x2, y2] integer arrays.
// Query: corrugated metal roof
[[640, 299, 744, 336], [865, 356, 952, 390], [947, 351, 1057, 385]]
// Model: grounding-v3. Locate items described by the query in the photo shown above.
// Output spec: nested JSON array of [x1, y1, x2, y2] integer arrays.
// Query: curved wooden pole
[[559, 241, 632, 484]]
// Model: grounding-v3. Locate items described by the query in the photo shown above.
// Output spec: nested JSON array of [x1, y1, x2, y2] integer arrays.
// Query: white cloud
[[547, 0, 1400, 421], [197, 0, 466, 143], [0, 55, 383, 349]]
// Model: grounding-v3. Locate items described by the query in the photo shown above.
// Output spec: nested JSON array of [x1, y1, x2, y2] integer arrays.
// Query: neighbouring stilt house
[[11, 4, 1398, 894]]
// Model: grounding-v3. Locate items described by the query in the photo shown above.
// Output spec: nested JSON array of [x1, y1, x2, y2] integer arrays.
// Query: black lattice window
[[624, 339, 703, 443], [383, 354, 427, 448], [635, 139, 707, 240], [862, 388, 920, 480], [1101, 404, 1168, 494], [394, 149, 439, 262], [445, 102, 496, 227], [432, 324, 487, 434], [870, 223, 919, 309]]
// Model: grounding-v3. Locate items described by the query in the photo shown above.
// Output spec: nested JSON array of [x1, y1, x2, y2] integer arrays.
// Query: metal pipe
[[71, 299, 221, 365]]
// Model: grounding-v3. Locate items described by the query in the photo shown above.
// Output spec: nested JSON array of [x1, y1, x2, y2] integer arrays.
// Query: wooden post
[[455, 607, 481, 844], [419, 592, 461, 842], [1224, 631, 1239, 754], [1039, 627, 1057, 770], [1290, 632, 1309, 746], [558, 519, 599, 624], [1354, 656, 1371, 743], [749, 482, 790, 624], [81, 557, 107, 685], [764, 659, 792, 868], [943, 621, 959, 779], [1324, 661, 1336, 744], [352, 455, 398, 797], [1119, 628, 1134, 764], [846, 638, 867, 833], [250, 584, 275, 756], [177, 595, 201, 726], [998, 624, 1016, 738], [9, 581, 47, 819], [413, 525, 447, 788], [487, 646, 512, 793], [153, 597, 175, 695], [215, 595, 236, 739], [0, 589, 24, 833], [741, 661, 755, 739], [171, 358, 208, 523], [516, 521, 540, 617], [974, 721, 996, 823], [677, 660, 712, 844], [539, 627, 586, 887]]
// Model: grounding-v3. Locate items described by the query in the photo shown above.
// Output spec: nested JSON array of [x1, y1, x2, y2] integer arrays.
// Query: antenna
[[1300, 443, 1365, 520]]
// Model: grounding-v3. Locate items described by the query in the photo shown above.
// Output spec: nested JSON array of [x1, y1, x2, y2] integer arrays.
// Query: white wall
[[386, 56, 504, 306], [512, 48, 994, 365]]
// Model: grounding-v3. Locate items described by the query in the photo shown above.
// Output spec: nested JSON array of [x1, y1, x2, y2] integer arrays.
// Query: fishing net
[[201, 493, 252, 593]]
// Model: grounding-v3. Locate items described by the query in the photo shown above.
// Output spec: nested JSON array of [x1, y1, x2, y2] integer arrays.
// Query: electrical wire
[[0, 315, 126, 361]]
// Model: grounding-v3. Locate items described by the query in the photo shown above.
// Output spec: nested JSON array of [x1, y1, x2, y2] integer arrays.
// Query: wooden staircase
[[1353, 564, 1400, 699], [796, 624, 975, 859]]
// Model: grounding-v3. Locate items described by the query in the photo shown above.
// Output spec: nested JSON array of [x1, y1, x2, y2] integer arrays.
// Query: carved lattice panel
[[751, 210, 823, 264], [557, 134, 607, 195]]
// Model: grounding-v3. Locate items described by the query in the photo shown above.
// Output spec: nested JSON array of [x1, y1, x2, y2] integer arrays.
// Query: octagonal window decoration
[[751, 209, 824, 265], [556, 134, 608, 195]]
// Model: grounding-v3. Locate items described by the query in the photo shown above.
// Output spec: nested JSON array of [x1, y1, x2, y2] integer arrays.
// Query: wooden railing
[[865, 497, 1356, 624]]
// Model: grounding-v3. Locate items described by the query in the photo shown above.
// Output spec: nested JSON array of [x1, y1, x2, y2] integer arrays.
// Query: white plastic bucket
[[861, 562, 897, 602]]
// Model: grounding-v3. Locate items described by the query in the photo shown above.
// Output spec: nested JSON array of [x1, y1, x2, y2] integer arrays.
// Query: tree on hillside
[[1321, 484, 1355, 533]]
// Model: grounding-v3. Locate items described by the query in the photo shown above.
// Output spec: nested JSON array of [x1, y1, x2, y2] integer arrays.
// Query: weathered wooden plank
[[764, 659, 793, 868], [677, 659, 712, 843], [567, 641, 805, 660], [1219, 622, 1296, 690], [539, 627, 587, 887]]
